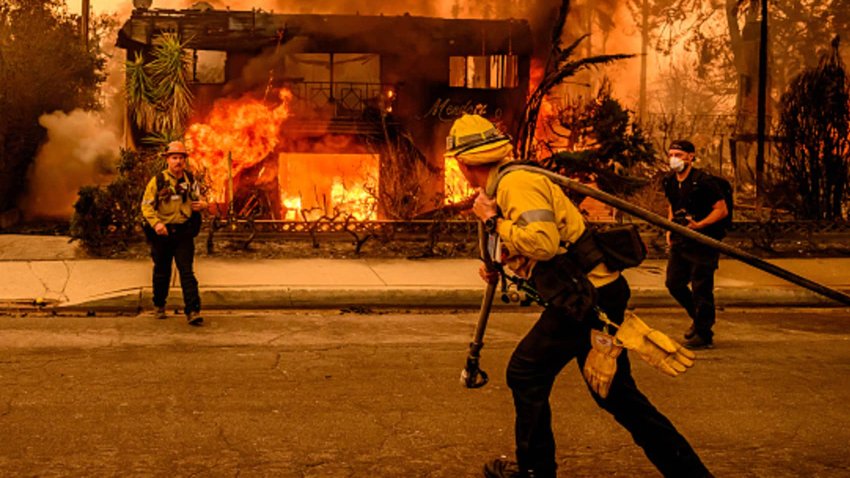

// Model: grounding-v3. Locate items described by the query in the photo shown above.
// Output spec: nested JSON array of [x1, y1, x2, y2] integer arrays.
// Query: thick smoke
[[88, 0, 546, 19], [21, 110, 121, 220]]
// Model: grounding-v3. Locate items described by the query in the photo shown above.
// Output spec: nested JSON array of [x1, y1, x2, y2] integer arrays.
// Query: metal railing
[[203, 218, 850, 257], [203, 218, 850, 240], [281, 81, 396, 119]]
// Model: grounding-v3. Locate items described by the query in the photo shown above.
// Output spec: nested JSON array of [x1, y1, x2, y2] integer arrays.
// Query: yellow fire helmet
[[444, 114, 512, 165]]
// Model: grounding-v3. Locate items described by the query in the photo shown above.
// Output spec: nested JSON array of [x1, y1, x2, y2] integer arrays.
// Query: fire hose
[[460, 222, 497, 388], [501, 164, 850, 307], [461, 164, 850, 389]]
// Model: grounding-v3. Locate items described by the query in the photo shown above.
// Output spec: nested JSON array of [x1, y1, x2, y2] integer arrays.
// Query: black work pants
[[665, 245, 719, 340], [506, 275, 709, 477], [149, 224, 200, 314]]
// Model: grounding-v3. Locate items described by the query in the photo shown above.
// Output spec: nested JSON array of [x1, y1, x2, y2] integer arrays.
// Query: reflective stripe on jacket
[[486, 164, 619, 288]]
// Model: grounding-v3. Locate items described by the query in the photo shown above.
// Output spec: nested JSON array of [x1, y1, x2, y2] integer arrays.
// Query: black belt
[[560, 229, 605, 274], [165, 221, 190, 232]]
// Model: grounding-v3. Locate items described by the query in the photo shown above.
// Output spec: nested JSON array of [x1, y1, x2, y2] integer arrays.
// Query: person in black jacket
[[662, 139, 728, 349]]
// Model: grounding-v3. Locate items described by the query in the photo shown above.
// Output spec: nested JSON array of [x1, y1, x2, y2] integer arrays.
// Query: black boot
[[684, 322, 696, 340], [683, 334, 713, 349], [483, 458, 554, 478]]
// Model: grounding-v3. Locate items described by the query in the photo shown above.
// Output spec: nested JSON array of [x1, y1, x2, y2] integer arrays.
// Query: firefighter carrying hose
[[447, 114, 713, 478]]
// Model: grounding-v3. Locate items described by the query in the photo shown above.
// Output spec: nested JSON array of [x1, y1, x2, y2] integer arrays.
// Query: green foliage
[[775, 38, 850, 220], [70, 149, 164, 255], [125, 32, 194, 138], [126, 52, 156, 132], [0, 0, 107, 211]]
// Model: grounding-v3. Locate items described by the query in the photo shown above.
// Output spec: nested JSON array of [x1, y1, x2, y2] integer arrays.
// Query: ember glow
[[443, 157, 475, 204], [278, 153, 378, 221], [529, 58, 561, 148]]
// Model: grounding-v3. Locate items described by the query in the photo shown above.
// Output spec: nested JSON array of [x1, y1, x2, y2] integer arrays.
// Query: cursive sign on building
[[421, 98, 503, 122]]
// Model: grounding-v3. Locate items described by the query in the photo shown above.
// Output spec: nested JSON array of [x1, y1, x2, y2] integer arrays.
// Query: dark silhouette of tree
[[515, 0, 632, 163], [775, 37, 850, 220], [0, 0, 107, 213], [627, 0, 849, 124], [541, 79, 654, 196]]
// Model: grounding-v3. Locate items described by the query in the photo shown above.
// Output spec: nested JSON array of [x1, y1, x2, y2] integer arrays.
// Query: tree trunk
[[638, 0, 649, 121], [726, 0, 762, 185]]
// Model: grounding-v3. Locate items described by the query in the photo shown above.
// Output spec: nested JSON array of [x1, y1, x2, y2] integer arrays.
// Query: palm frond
[[128, 32, 194, 136], [141, 130, 184, 148], [125, 52, 156, 131], [548, 0, 572, 61], [554, 34, 588, 69], [516, 23, 633, 161]]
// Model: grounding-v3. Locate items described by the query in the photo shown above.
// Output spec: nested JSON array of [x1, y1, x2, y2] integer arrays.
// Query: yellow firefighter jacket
[[486, 162, 619, 289], [140, 169, 197, 228]]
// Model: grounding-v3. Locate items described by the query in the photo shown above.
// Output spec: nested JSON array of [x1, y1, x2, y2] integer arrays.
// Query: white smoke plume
[[21, 110, 121, 220], [20, 5, 128, 221]]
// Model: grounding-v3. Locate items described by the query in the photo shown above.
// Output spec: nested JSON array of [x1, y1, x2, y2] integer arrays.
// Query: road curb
[[44, 285, 850, 312]]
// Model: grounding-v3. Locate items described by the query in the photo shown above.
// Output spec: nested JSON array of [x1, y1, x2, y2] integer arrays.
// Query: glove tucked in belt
[[582, 328, 622, 398]]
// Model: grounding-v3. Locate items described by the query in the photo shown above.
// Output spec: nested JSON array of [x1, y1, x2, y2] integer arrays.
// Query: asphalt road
[[1, 306, 849, 477]]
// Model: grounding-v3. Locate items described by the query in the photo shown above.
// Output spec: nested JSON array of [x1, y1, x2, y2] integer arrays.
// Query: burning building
[[117, 7, 532, 221]]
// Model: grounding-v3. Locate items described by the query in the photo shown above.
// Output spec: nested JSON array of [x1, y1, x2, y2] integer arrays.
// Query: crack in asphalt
[[27, 262, 51, 298], [58, 261, 71, 301], [265, 333, 288, 345], [214, 422, 247, 478], [0, 398, 12, 417], [26, 261, 72, 303]]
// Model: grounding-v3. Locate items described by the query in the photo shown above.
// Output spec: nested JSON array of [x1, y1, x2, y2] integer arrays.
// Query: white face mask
[[669, 156, 686, 173]]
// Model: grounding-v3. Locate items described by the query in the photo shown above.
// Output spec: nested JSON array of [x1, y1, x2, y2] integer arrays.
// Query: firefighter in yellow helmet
[[446, 114, 712, 478]]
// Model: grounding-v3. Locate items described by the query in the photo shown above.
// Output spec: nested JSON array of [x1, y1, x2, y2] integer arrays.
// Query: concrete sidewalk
[[2, 232, 849, 310]]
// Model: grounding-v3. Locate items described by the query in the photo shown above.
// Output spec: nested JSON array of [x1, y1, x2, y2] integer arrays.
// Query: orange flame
[[529, 58, 545, 95], [528, 58, 563, 153], [185, 89, 292, 203], [278, 153, 378, 221], [330, 180, 376, 220], [443, 156, 474, 204], [186, 89, 382, 221]]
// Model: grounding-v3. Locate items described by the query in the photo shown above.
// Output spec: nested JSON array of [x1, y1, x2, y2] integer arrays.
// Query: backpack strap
[[484, 160, 544, 198], [153, 172, 166, 210], [153, 170, 196, 210], [485, 162, 607, 272]]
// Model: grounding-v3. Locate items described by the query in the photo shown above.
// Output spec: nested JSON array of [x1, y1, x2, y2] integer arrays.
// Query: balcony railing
[[281, 81, 396, 119]]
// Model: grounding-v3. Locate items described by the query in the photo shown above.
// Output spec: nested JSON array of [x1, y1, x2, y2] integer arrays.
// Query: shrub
[[70, 149, 164, 255]]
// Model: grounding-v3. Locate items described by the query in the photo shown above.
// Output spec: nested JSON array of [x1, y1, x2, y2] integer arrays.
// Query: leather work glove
[[582, 329, 622, 399], [614, 312, 696, 377]]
